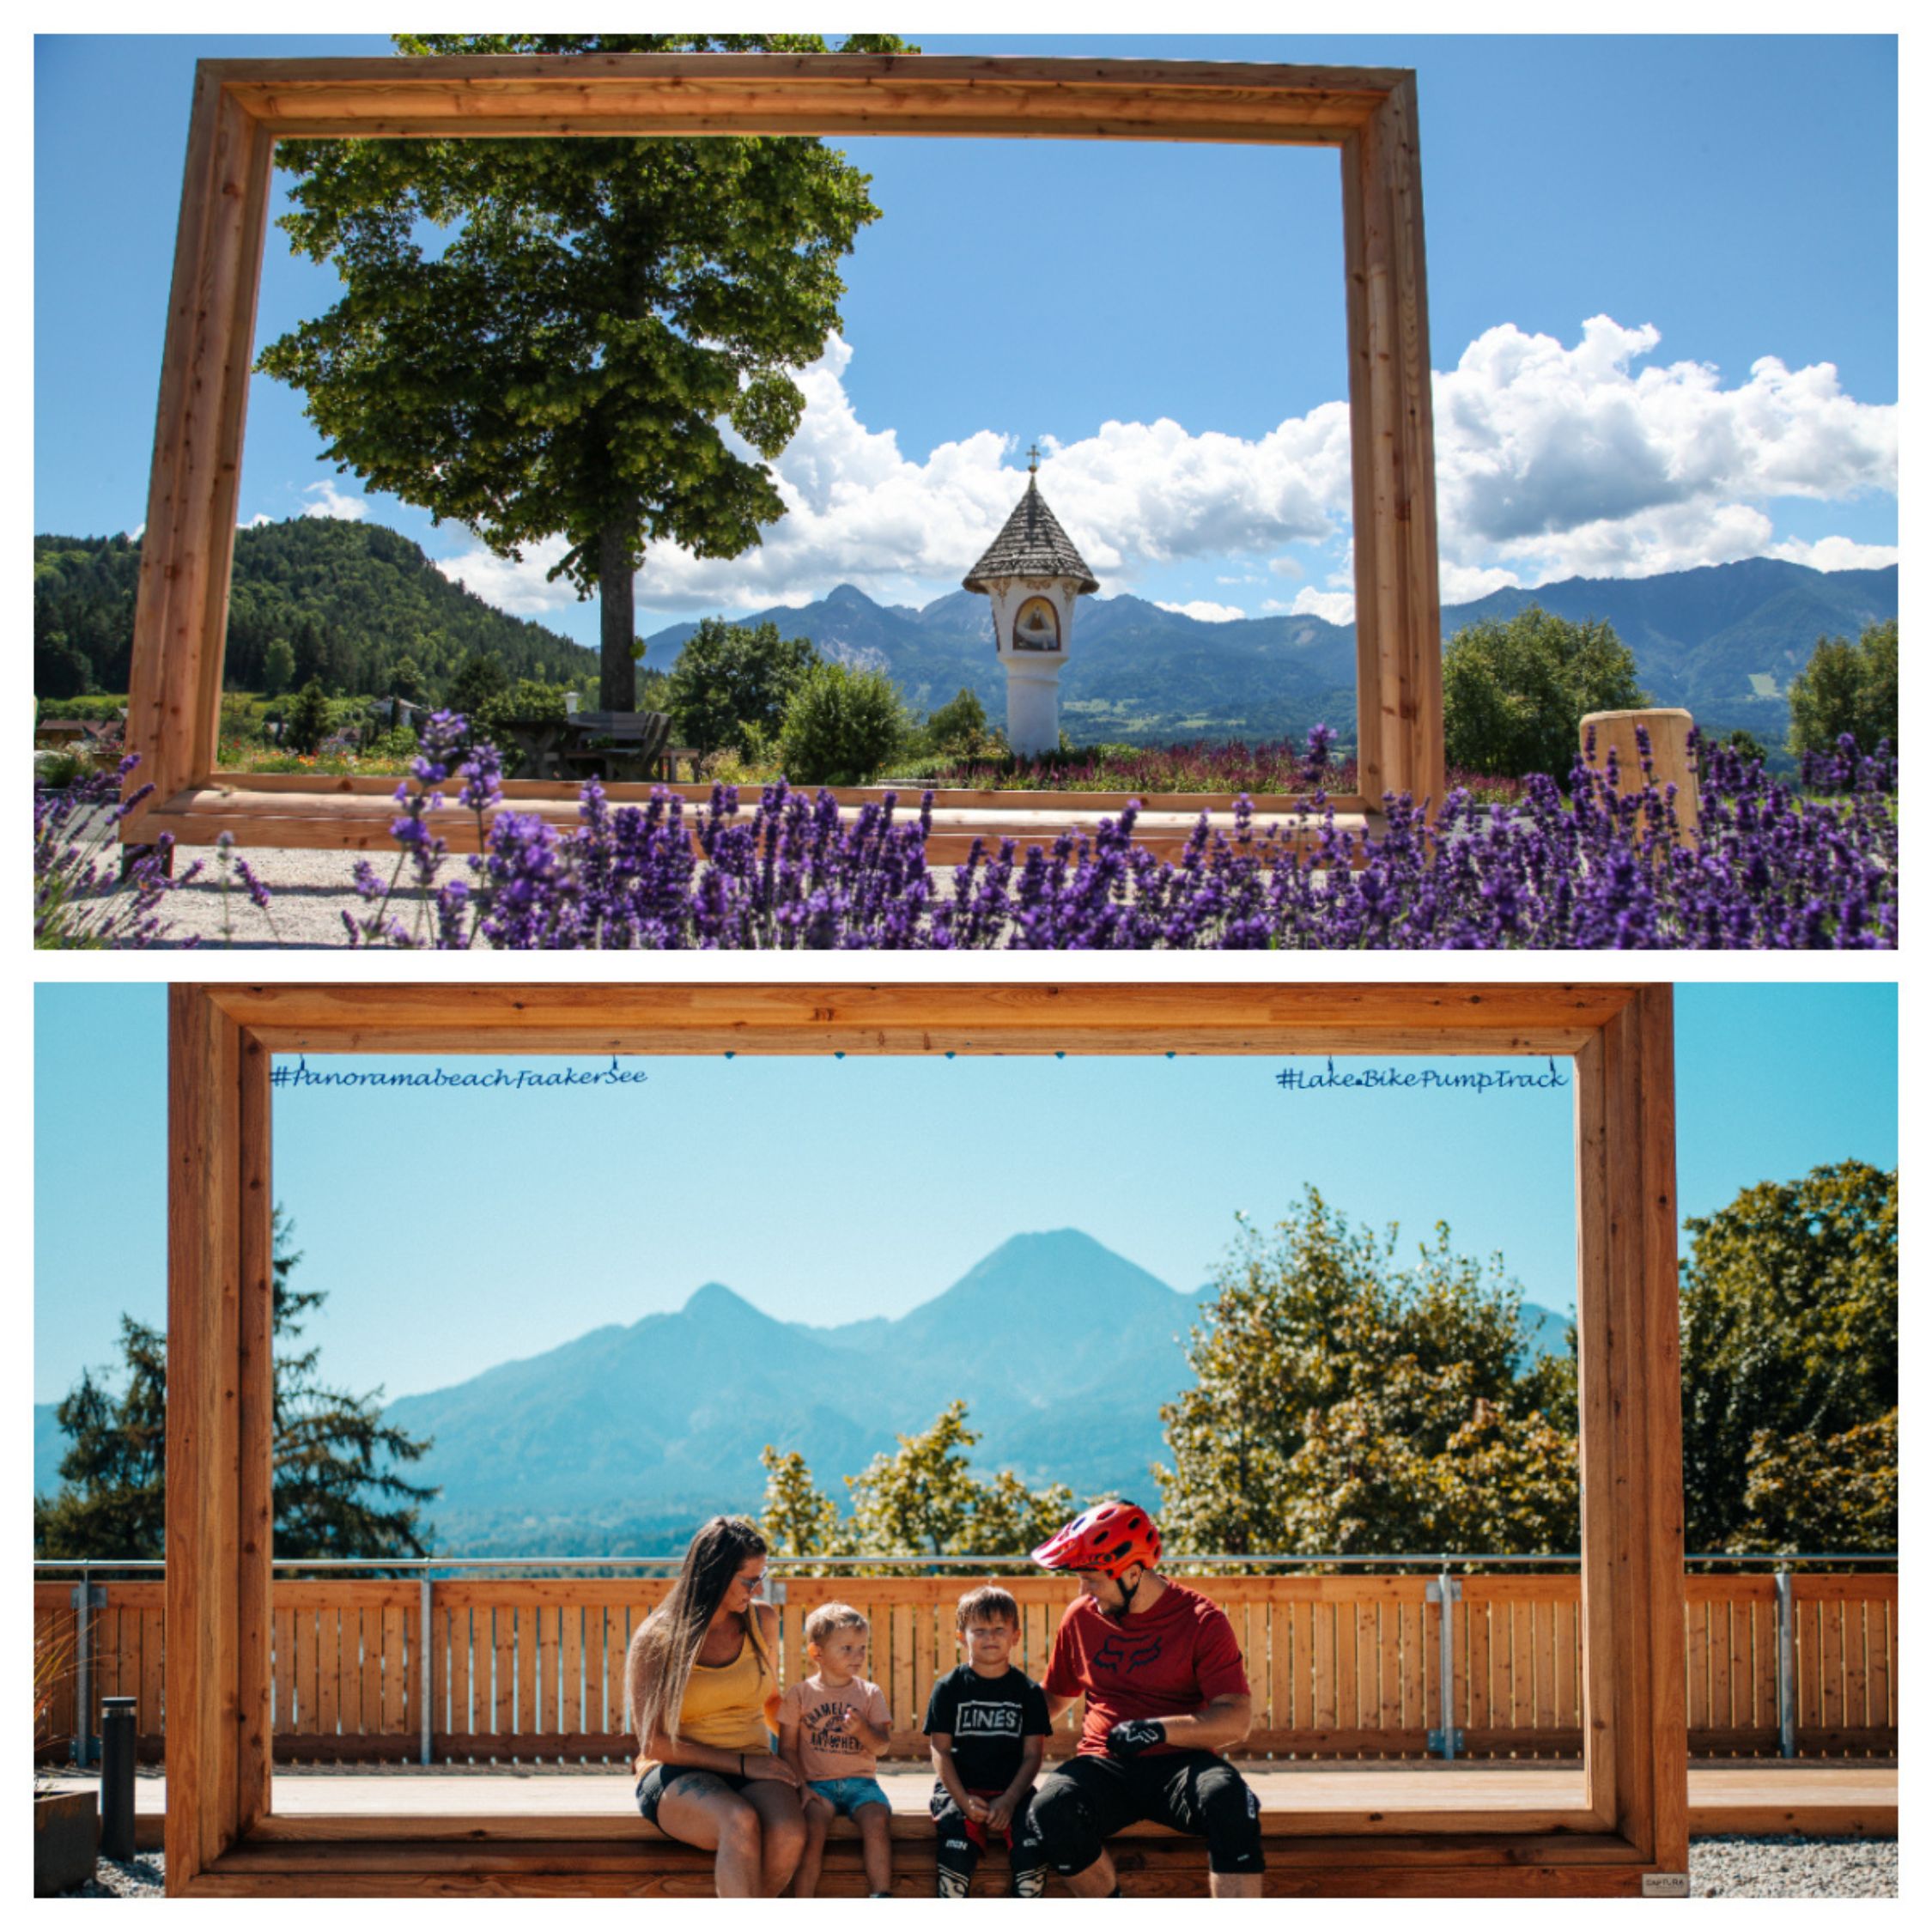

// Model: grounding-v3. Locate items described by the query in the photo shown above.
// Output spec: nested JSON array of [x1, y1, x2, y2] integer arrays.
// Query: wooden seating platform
[[131, 779, 1370, 866], [57, 1759, 1894, 1894]]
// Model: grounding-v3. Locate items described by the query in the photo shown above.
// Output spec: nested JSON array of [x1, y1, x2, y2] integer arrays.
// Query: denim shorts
[[634, 1761, 755, 1826], [810, 1774, 891, 1817]]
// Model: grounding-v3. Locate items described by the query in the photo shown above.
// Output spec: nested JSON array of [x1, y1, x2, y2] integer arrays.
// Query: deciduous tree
[[1156, 1189, 1577, 1557], [1443, 605, 1648, 782], [1679, 1161, 1896, 1552], [665, 617, 820, 757], [258, 33, 912, 711], [1787, 620, 1898, 759]]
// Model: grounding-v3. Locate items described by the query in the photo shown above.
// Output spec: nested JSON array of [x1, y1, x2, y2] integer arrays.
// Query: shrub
[[664, 617, 819, 757], [778, 659, 907, 786], [1443, 605, 1648, 782], [920, 686, 1001, 760]]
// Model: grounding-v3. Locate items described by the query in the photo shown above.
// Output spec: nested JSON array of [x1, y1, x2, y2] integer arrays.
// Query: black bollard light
[[100, 1696, 137, 1862]]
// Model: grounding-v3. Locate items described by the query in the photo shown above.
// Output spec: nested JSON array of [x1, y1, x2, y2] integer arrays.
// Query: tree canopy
[[1786, 619, 1898, 759], [757, 1403, 1076, 1568], [258, 33, 912, 711], [664, 617, 821, 757], [1155, 1188, 1579, 1558], [34, 1208, 439, 1561], [1679, 1161, 1896, 1553], [1443, 605, 1649, 782]]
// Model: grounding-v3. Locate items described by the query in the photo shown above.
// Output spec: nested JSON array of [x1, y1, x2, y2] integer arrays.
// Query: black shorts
[[1028, 1750, 1265, 1876], [634, 1761, 756, 1826]]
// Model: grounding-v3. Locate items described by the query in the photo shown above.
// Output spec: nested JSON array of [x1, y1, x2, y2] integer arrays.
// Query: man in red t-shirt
[[1024, 1501, 1263, 1898]]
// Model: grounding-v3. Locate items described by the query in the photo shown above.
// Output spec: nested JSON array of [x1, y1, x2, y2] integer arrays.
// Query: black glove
[[1105, 1718, 1166, 1759]]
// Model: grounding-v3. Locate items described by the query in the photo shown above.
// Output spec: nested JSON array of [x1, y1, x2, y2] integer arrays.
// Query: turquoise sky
[[35, 33, 1897, 638], [34, 984, 1898, 1405]]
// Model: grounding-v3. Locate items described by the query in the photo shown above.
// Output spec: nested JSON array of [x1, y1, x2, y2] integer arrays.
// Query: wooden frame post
[[162, 981, 1684, 1896], [124, 54, 1443, 854], [164, 988, 275, 1886]]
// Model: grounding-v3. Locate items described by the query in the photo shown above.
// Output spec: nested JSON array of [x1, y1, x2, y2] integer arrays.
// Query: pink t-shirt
[[778, 1674, 891, 1781]]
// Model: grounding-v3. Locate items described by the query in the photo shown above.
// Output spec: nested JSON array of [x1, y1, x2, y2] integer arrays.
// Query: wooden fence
[[33, 1570, 1897, 1766]]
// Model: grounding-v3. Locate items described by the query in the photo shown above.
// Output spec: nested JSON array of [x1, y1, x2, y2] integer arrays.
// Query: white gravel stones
[[1689, 1835, 1897, 1899]]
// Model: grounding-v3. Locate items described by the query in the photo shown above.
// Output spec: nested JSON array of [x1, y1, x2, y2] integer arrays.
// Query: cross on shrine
[[1027, 443, 1042, 473]]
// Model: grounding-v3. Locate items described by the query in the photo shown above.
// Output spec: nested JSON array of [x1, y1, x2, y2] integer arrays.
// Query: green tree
[[1735, 1411, 1897, 1554], [1443, 605, 1649, 781], [779, 659, 908, 785], [1156, 1189, 1577, 1557], [261, 636, 297, 698], [35, 629, 94, 702], [1787, 620, 1898, 758], [922, 686, 993, 756], [447, 652, 509, 725], [664, 617, 820, 757], [388, 653, 428, 706], [842, 1401, 1075, 1561], [283, 677, 335, 754], [758, 1444, 840, 1558], [257, 32, 913, 712], [34, 1209, 438, 1560], [1679, 1162, 1896, 1553]]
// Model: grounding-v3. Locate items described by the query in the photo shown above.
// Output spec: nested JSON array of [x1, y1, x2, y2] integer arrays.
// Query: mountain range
[[34, 1230, 1573, 1555], [644, 556, 1897, 753]]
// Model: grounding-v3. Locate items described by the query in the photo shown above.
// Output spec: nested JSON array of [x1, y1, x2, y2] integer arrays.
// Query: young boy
[[778, 1603, 895, 1898], [922, 1584, 1051, 1898]]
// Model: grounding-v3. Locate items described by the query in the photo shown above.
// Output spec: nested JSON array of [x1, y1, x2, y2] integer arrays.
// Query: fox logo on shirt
[[1092, 1634, 1163, 1674]]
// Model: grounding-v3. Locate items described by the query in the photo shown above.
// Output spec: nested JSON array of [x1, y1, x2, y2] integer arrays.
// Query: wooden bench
[[559, 711, 671, 784]]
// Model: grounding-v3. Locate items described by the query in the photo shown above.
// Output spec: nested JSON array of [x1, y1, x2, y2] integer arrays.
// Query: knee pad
[[1198, 1769, 1264, 1875], [1027, 1774, 1103, 1878]]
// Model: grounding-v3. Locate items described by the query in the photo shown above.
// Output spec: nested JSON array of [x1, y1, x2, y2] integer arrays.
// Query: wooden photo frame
[[125, 53, 1443, 857], [165, 981, 1683, 1895]]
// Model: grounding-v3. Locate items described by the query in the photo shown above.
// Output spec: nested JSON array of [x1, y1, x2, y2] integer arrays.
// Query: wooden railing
[[33, 1570, 1898, 1765]]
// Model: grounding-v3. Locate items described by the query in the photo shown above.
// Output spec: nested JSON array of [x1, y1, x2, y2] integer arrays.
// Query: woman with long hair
[[626, 1516, 808, 1897]]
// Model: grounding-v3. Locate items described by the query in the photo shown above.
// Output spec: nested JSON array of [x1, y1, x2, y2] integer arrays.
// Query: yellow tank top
[[669, 1626, 775, 1754]]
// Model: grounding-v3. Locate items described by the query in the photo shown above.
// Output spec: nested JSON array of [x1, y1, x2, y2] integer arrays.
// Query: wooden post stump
[[1580, 708, 1699, 840]]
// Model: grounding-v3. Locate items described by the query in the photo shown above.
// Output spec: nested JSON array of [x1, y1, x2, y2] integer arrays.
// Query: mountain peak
[[824, 583, 878, 609], [682, 1281, 768, 1326]]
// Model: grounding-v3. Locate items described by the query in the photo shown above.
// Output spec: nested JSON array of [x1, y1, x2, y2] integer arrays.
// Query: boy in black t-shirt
[[922, 1584, 1052, 1898]]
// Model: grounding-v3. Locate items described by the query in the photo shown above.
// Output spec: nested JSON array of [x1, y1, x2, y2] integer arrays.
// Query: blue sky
[[34, 983, 1898, 1406], [34, 33, 1897, 647]]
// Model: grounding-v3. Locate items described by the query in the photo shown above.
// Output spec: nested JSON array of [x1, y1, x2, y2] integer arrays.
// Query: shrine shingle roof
[[963, 475, 1100, 595]]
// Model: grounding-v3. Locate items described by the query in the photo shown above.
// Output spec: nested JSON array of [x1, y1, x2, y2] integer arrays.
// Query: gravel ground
[[47, 1839, 1895, 1899], [1688, 1835, 1897, 1899], [52, 1851, 166, 1898]]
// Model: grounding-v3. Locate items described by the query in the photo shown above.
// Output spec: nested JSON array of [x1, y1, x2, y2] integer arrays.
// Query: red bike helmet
[[1030, 1500, 1163, 1577]]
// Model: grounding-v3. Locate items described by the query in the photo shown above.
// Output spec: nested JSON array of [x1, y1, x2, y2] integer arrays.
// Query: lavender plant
[[33, 755, 202, 949], [350, 720, 1893, 951]]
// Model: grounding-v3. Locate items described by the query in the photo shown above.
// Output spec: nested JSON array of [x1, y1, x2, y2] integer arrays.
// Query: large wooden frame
[[125, 53, 1443, 854], [166, 982, 1683, 1896]]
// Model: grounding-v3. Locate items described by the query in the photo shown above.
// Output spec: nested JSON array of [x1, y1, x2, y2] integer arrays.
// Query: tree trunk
[[597, 521, 637, 711]]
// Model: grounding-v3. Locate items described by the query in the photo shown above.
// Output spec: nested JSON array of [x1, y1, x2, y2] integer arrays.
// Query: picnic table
[[497, 711, 672, 783]]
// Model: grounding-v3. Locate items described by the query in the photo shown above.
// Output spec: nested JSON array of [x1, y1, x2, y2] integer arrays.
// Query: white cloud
[[242, 512, 275, 529], [1765, 534, 1900, 573], [1439, 562, 1522, 605], [1290, 588, 1356, 625], [302, 480, 368, 522], [1157, 598, 1247, 623], [424, 317, 1893, 623]]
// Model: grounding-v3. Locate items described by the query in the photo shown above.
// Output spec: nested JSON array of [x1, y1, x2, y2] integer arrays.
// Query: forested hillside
[[33, 519, 598, 700]]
